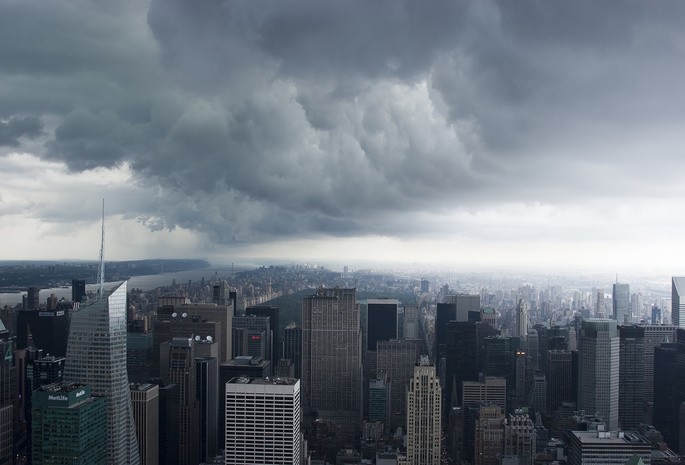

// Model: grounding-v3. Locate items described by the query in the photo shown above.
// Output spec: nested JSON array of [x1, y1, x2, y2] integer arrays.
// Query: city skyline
[[3, 2, 685, 273]]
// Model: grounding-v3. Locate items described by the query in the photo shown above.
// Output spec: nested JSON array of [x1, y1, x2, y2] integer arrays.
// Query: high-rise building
[[473, 405, 505, 465], [72, 279, 86, 303], [618, 325, 644, 429], [403, 306, 419, 340], [462, 377, 507, 412], [406, 356, 441, 465], [367, 299, 398, 350], [31, 383, 107, 465], [612, 283, 631, 324], [282, 324, 302, 379], [653, 342, 678, 451], [577, 319, 619, 430], [446, 294, 481, 323], [195, 357, 218, 461], [368, 377, 387, 424], [595, 289, 606, 318], [504, 410, 536, 465], [162, 337, 199, 465], [127, 331, 154, 383], [15, 303, 71, 357], [246, 306, 280, 359], [673, 277, 685, 327], [302, 287, 362, 431], [225, 377, 301, 465], [149, 379, 179, 465], [0, 334, 12, 465], [421, 279, 429, 294], [546, 350, 573, 415], [642, 324, 677, 420], [63, 281, 140, 465], [232, 315, 271, 370], [515, 300, 528, 338], [130, 383, 159, 465], [435, 302, 456, 363], [376, 339, 422, 432]]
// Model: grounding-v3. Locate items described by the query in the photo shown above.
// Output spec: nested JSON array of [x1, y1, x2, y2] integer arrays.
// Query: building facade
[[406, 357, 441, 465]]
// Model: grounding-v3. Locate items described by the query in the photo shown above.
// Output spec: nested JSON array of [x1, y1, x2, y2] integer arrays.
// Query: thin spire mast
[[97, 199, 105, 299]]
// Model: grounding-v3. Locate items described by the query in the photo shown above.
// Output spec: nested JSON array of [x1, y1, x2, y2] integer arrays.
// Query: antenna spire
[[97, 199, 105, 299]]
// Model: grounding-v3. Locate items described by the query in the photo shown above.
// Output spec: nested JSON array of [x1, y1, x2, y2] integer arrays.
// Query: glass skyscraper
[[64, 281, 140, 465]]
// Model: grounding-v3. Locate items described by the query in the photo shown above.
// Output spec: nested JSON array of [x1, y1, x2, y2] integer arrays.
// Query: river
[[0, 265, 251, 308]]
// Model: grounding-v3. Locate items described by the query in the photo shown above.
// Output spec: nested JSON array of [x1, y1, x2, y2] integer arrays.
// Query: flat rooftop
[[228, 376, 298, 386]]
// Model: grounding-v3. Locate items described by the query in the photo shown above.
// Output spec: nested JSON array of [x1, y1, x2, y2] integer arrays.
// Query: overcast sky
[[1, 0, 685, 272]]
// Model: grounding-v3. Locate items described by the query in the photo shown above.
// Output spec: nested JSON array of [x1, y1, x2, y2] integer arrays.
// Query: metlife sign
[[34, 384, 92, 407]]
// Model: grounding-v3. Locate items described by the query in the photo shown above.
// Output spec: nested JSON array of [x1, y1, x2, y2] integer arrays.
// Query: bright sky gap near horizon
[[1, 1, 685, 273]]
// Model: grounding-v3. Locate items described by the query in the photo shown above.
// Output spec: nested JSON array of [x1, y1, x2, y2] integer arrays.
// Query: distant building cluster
[[1, 264, 685, 464]]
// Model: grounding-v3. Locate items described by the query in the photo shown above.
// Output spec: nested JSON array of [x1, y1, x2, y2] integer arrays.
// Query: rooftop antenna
[[97, 199, 105, 299]]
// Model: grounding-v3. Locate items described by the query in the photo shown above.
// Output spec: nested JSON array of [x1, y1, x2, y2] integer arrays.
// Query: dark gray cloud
[[0, 116, 43, 147], [2, 0, 685, 246]]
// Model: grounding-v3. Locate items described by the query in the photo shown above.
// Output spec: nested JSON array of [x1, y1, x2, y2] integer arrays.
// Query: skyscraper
[[302, 287, 362, 430], [63, 281, 140, 464], [672, 277, 685, 327], [595, 289, 606, 318], [406, 356, 441, 465], [612, 283, 631, 324], [367, 299, 398, 350], [618, 325, 644, 429], [246, 306, 280, 359], [404, 306, 419, 339], [130, 383, 159, 465], [376, 338, 422, 432], [224, 377, 301, 465], [577, 319, 619, 430], [282, 324, 302, 379], [515, 300, 528, 338]]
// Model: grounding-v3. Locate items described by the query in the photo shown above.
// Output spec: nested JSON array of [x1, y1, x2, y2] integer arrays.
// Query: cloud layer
[[2, 0, 685, 262]]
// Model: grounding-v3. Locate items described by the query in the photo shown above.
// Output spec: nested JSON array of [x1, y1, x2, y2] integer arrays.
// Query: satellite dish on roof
[[195, 335, 201, 341], [206, 336, 213, 342], [171, 312, 177, 318], [182, 312, 188, 318]]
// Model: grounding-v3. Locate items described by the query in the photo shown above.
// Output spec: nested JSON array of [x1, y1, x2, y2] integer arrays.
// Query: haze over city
[[2, 1, 685, 272]]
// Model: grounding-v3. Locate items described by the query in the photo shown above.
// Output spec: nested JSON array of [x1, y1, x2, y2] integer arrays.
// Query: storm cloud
[[2, 0, 685, 247]]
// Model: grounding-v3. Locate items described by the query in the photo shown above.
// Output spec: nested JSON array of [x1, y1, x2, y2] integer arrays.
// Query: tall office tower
[[232, 315, 271, 365], [0, 334, 12, 465], [130, 383, 159, 465], [156, 300, 234, 364], [595, 289, 605, 318], [406, 356, 441, 465], [473, 405, 505, 465], [63, 281, 140, 465], [163, 337, 199, 465], [403, 306, 419, 340], [445, 321, 499, 415], [16, 302, 71, 357], [246, 306, 280, 359], [127, 331, 154, 383], [212, 282, 230, 306], [483, 336, 512, 387], [27, 287, 40, 310], [149, 379, 180, 465], [446, 294, 481, 322], [368, 377, 388, 424], [195, 357, 218, 461], [577, 319, 619, 430], [225, 377, 301, 465], [376, 339, 422, 432], [526, 330, 539, 368], [367, 299, 398, 350], [652, 306, 662, 324], [673, 277, 685, 327], [514, 350, 527, 399], [504, 410, 536, 465], [72, 279, 86, 303], [527, 372, 547, 414], [462, 377, 507, 411], [515, 300, 528, 338], [282, 324, 302, 379], [302, 287, 362, 431], [435, 302, 456, 363], [153, 315, 222, 377], [654, 342, 678, 452], [633, 293, 645, 320], [612, 283, 631, 324], [546, 350, 573, 415], [480, 307, 497, 329], [618, 325, 644, 429], [421, 279, 429, 293], [564, 430, 651, 465], [31, 383, 107, 464], [642, 324, 677, 419]]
